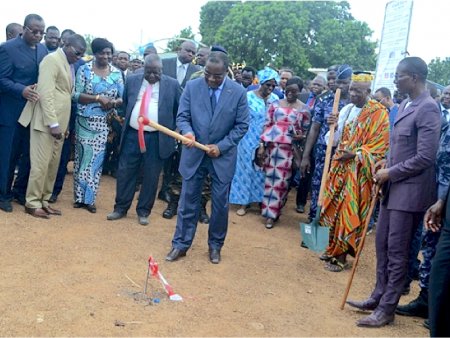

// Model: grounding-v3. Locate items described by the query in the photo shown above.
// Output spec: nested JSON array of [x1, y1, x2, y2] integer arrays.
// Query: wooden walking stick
[[340, 160, 386, 310], [137, 116, 210, 152]]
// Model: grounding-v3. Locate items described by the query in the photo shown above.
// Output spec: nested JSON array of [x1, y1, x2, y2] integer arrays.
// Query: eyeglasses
[[263, 82, 276, 88], [69, 45, 84, 57], [204, 70, 226, 80], [24, 26, 45, 36]]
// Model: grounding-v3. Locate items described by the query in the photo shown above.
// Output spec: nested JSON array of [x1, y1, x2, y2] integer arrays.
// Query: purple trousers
[[370, 205, 423, 315]]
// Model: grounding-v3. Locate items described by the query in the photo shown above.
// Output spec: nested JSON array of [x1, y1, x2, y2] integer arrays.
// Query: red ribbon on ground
[[148, 256, 183, 301]]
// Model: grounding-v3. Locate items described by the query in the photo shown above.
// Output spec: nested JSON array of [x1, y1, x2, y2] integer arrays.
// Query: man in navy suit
[[0, 14, 48, 212], [347, 57, 441, 327], [166, 51, 249, 264], [106, 54, 182, 225], [158, 40, 202, 203]]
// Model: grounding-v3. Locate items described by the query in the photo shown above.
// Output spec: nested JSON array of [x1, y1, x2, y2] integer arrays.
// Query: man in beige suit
[[19, 34, 86, 218]]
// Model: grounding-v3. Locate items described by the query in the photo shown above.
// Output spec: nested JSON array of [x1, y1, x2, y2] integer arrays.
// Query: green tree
[[83, 34, 95, 55], [199, 1, 240, 46], [200, 1, 377, 78], [166, 27, 195, 52], [428, 57, 450, 85]]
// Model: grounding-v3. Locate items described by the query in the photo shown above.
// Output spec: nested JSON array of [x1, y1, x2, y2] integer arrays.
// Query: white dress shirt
[[129, 80, 159, 132]]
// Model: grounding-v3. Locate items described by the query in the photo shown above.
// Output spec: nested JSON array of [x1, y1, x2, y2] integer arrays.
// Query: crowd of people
[[1, 13, 449, 335]]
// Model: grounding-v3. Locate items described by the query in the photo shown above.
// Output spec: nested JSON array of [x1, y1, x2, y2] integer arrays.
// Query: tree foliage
[[198, 1, 377, 78], [166, 27, 195, 52], [199, 1, 239, 45], [83, 34, 95, 55], [428, 57, 450, 86]]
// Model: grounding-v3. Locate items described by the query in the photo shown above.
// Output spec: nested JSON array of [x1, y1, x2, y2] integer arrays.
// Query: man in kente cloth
[[320, 72, 390, 272]]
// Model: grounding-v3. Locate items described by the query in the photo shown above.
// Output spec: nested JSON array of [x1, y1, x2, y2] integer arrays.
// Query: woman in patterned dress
[[73, 38, 124, 213], [258, 77, 311, 229], [229, 67, 279, 216]]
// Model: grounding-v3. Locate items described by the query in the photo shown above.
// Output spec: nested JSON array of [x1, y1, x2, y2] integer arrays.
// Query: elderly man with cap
[[319, 72, 390, 271], [300, 64, 352, 223]]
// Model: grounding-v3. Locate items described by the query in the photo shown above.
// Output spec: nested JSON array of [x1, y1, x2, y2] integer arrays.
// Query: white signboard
[[373, 0, 414, 94]]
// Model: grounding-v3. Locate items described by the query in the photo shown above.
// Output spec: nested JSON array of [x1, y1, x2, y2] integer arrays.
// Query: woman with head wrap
[[73, 38, 124, 213], [259, 76, 311, 228], [229, 67, 279, 215]]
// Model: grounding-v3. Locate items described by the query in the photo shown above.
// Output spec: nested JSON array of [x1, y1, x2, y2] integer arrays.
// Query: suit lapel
[[394, 91, 429, 126]]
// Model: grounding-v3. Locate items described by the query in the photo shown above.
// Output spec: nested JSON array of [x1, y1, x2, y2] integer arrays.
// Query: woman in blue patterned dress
[[73, 38, 124, 213], [229, 67, 279, 216]]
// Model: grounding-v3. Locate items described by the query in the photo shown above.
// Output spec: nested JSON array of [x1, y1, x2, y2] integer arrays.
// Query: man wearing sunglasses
[[18, 34, 86, 219], [0, 14, 48, 213]]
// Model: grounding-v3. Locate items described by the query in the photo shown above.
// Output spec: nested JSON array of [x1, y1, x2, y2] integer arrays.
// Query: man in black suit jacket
[[0, 14, 48, 212], [162, 40, 201, 89], [107, 54, 182, 225], [158, 40, 201, 203]]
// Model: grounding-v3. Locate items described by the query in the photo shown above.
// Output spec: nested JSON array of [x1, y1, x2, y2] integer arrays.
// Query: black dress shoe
[[0, 200, 13, 212], [162, 203, 177, 219], [396, 290, 428, 318], [48, 194, 58, 203], [73, 202, 84, 208], [165, 248, 187, 262], [346, 298, 378, 311], [199, 208, 210, 224], [85, 204, 97, 213], [138, 216, 149, 226], [356, 310, 394, 327], [209, 248, 221, 264], [107, 210, 126, 220]]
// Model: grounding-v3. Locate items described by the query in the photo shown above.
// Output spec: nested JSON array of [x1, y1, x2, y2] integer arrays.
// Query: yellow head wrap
[[351, 72, 374, 82]]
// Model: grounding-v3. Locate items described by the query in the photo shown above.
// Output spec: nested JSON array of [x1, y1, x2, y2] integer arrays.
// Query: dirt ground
[[0, 172, 428, 337]]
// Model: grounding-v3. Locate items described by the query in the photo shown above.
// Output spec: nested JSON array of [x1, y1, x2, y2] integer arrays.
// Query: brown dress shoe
[[25, 207, 50, 219], [43, 206, 62, 216], [356, 310, 394, 327], [346, 298, 378, 311]]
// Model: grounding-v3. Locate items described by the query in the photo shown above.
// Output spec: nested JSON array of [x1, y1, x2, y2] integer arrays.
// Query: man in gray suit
[[347, 57, 441, 327], [106, 54, 181, 225], [165, 51, 249, 264]]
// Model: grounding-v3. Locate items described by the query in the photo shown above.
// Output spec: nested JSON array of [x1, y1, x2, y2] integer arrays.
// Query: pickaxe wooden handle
[[137, 116, 210, 153]]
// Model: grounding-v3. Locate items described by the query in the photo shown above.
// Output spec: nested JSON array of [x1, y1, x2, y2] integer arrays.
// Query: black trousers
[[114, 129, 164, 217]]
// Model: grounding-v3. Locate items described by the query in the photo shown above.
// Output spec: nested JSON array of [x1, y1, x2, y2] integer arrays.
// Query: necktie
[[70, 64, 75, 86], [137, 84, 153, 151], [443, 109, 449, 123], [177, 64, 185, 85], [210, 88, 217, 113]]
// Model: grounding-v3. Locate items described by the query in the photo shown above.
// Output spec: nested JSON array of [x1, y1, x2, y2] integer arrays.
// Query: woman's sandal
[[265, 218, 275, 229], [325, 258, 348, 272], [319, 253, 333, 262], [236, 205, 248, 216]]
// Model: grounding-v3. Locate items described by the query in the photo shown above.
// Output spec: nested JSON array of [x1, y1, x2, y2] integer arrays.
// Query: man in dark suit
[[162, 40, 201, 89], [426, 184, 450, 336], [158, 40, 201, 203], [165, 51, 249, 264], [0, 14, 48, 212], [106, 54, 181, 225], [346, 57, 441, 327]]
